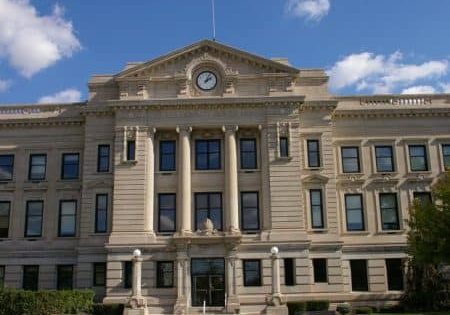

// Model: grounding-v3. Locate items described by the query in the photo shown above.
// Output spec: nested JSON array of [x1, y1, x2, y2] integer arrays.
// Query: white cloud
[[0, 0, 81, 78], [440, 83, 450, 93], [328, 51, 449, 94], [286, 0, 330, 22], [38, 88, 82, 103], [401, 85, 436, 95], [0, 78, 11, 92]]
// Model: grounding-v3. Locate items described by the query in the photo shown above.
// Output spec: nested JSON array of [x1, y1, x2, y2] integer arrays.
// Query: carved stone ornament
[[197, 218, 217, 235]]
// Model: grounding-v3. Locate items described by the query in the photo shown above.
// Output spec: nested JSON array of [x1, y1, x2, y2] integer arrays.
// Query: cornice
[[332, 107, 450, 119], [0, 117, 84, 128], [300, 100, 337, 112]]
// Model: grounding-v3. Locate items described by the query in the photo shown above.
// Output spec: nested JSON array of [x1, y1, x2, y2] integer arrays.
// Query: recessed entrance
[[191, 258, 225, 307]]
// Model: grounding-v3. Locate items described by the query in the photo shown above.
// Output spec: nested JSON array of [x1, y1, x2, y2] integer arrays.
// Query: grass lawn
[[373, 313, 450, 315]]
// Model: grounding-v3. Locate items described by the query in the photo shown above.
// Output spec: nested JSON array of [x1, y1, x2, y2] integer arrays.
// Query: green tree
[[403, 172, 450, 311]]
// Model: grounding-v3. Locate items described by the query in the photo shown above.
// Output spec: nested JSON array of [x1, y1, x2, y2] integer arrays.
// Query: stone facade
[[0, 40, 449, 314]]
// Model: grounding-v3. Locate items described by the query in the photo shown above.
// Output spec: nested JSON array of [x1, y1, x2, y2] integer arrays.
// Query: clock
[[196, 71, 217, 91]]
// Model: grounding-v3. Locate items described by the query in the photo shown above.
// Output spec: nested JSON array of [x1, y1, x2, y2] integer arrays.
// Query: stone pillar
[[174, 250, 189, 315], [259, 125, 271, 231], [125, 249, 148, 315], [144, 128, 156, 235], [177, 126, 192, 234], [223, 125, 240, 233], [266, 246, 287, 315], [225, 243, 240, 313]]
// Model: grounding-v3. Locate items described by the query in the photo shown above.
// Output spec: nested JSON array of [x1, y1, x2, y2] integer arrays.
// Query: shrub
[[0, 289, 94, 315], [353, 306, 373, 314], [306, 300, 329, 311], [288, 302, 306, 315], [92, 303, 124, 315], [336, 303, 351, 315]]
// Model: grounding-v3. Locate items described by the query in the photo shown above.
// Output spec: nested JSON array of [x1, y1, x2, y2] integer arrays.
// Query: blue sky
[[0, 0, 449, 104]]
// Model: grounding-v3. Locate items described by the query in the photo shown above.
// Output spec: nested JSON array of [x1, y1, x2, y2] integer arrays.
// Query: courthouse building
[[0, 40, 449, 314]]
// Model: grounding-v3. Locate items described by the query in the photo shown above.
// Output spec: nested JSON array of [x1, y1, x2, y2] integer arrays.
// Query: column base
[[226, 295, 240, 313], [173, 297, 188, 315]]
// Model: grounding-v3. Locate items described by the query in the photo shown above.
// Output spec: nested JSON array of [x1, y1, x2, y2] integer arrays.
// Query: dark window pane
[[160, 140, 176, 171], [240, 138, 257, 169], [0, 155, 14, 181], [93, 263, 106, 286], [195, 140, 221, 170], [158, 194, 176, 232], [29, 154, 46, 180], [280, 137, 289, 157], [25, 201, 43, 237], [345, 194, 365, 231], [241, 192, 259, 231], [284, 258, 295, 286], [310, 190, 324, 228], [375, 146, 394, 172], [443, 144, 450, 170], [0, 201, 10, 238], [243, 260, 261, 286], [57, 265, 73, 290], [95, 194, 108, 233], [59, 201, 76, 237], [23, 265, 39, 291], [313, 259, 327, 283], [0, 266, 4, 288], [341, 147, 360, 173], [62, 153, 79, 179], [127, 140, 136, 161], [379, 193, 400, 230], [123, 261, 132, 289], [157, 261, 174, 288], [386, 259, 404, 291], [97, 145, 110, 172], [195, 193, 222, 231], [307, 140, 320, 167], [409, 145, 428, 171], [350, 260, 368, 291]]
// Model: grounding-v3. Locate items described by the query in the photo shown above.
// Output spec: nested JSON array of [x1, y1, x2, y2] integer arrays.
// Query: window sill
[[277, 156, 292, 161], [121, 160, 137, 165], [377, 230, 405, 235], [90, 233, 109, 236], [309, 228, 328, 233], [239, 169, 260, 173], [305, 167, 323, 171], [156, 171, 176, 175], [57, 236, 77, 239], [342, 231, 370, 236], [192, 169, 223, 174]]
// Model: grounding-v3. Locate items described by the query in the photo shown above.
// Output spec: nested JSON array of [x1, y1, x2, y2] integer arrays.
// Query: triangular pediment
[[115, 39, 299, 80], [301, 173, 329, 184]]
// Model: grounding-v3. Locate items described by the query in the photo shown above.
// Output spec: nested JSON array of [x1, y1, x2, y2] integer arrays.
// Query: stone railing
[[360, 96, 433, 106], [0, 103, 84, 119]]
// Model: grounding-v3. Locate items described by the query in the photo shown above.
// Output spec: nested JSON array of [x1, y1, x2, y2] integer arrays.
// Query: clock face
[[196, 71, 217, 91]]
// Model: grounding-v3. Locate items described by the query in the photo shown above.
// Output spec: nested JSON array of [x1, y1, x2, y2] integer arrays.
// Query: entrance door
[[191, 258, 225, 307]]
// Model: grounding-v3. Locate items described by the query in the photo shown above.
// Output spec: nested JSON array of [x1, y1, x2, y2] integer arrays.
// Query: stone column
[[259, 125, 271, 231], [223, 125, 240, 233], [225, 243, 240, 313], [125, 249, 147, 315], [174, 250, 188, 315], [145, 128, 156, 235], [177, 126, 192, 234], [266, 246, 287, 315]]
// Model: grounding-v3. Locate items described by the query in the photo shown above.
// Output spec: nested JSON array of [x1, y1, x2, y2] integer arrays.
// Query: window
[[409, 145, 428, 172], [413, 192, 432, 205], [159, 140, 176, 171], [240, 138, 257, 169], [93, 263, 106, 287], [375, 146, 394, 172], [0, 201, 10, 238], [442, 144, 450, 170], [57, 265, 73, 290], [0, 155, 14, 181], [127, 140, 136, 161], [58, 200, 77, 237], [156, 261, 174, 288], [158, 194, 176, 233], [25, 201, 43, 237], [195, 139, 221, 170], [123, 261, 132, 289], [379, 193, 400, 230], [95, 194, 108, 233], [23, 265, 39, 291], [350, 260, 368, 291], [29, 154, 46, 180], [307, 140, 320, 167], [280, 137, 289, 157], [97, 145, 110, 172], [341, 147, 360, 173], [386, 259, 404, 291], [195, 193, 222, 231], [313, 259, 328, 283], [241, 192, 259, 231], [0, 266, 4, 288], [61, 153, 79, 179], [284, 258, 295, 286], [310, 190, 324, 229], [345, 194, 365, 231], [243, 260, 261, 286]]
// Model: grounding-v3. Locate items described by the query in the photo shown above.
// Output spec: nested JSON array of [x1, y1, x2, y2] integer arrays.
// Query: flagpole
[[212, 0, 216, 41]]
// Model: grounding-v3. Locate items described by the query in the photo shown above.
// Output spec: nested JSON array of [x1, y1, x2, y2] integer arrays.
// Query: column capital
[[176, 125, 192, 134], [141, 126, 156, 136], [222, 125, 239, 133]]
